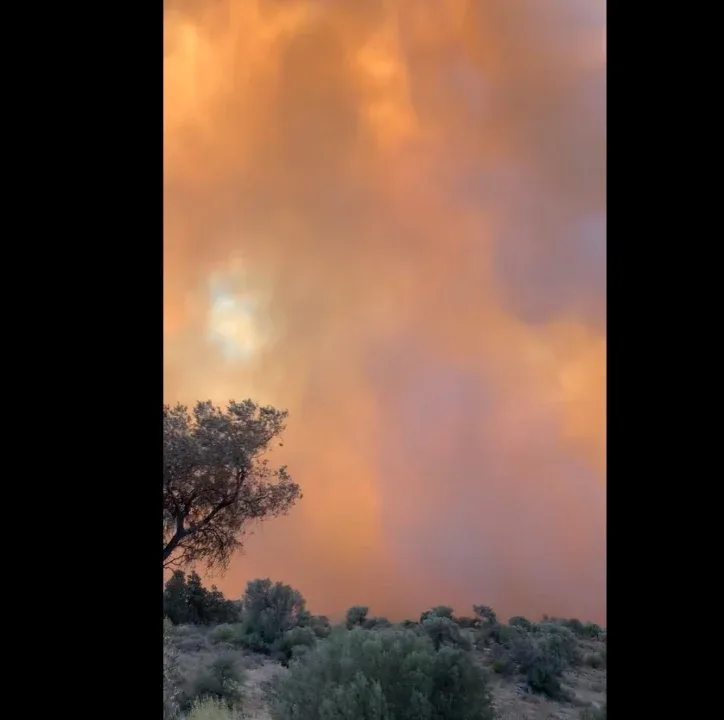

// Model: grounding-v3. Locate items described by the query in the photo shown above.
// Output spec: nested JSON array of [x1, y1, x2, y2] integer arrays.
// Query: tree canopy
[[163, 399, 302, 571]]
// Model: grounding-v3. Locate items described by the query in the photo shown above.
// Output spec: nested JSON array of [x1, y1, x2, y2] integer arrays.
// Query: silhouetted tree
[[163, 400, 302, 571], [163, 570, 190, 624], [186, 571, 207, 624], [206, 585, 238, 624], [163, 570, 238, 625]]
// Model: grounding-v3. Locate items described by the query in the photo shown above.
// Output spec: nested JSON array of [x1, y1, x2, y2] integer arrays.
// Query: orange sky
[[163, 0, 606, 624]]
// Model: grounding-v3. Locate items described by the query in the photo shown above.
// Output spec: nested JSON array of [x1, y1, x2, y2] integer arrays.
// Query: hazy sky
[[164, 0, 606, 624]]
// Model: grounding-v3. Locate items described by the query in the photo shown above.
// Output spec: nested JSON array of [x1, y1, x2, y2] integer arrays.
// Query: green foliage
[[184, 697, 237, 720], [472, 605, 498, 626], [420, 606, 454, 623], [581, 622, 604, 640], [269, 627, 494, 720], [163, 399, 301, 570], [165, 571, 191, 624], [209, 624, 238, 645], [176, 650, 245, 712], [346, 605, 370, 629], [508, 624, 579, 699], [479, 621, 522, 648], [363, 616, 393, 630], [421, 615, 472, 652], [163, 571, 238, 625], [510, 633, 565, 699], [584, 650, 606, 669], [562, 618, 585, 635], [537, 622, 580, 666], [508, 616, 536, 632], [273, 626, 319, 664], [238, 578, 311, 655], [309, 615, 332, 638], [454, 616, 480, 630], [580, 703, 606, 720], [164, 621, 181, 719]]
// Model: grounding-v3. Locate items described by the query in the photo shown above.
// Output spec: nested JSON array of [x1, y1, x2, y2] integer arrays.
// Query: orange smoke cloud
[[164, 0, 606, 623]]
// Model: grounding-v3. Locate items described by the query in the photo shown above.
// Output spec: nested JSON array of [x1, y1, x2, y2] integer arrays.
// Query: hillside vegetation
[[163, 572, 606, 720]]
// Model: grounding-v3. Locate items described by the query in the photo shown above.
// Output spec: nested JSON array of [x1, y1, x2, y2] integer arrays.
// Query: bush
[[164, 622, 181, 719], [184, 697, 237, 720], [508, 616, 536, 632], [562, 618, 585, 636], [473, 605, 498, 626], [420, 615, 472, 651], [272, 625, 318, 665], [164, 571, 238, 626], [269, 627, 495, 720], [363, 616, 393, 630], [209, 624, 238, 646], [309, 615, 332, 639], [582, 622, 604, 640], [510, 634, 564, 698], [455, 616, 480, 630], [580, 703, 606, 720], [585, 650, 606, 669], [479, 622, 522, 648], [238, 579, 309, 653], [420, 606, 454, 623], [509, 626, 578, 699], [176, 650, 245, 712], [345, 605, 369, 629]]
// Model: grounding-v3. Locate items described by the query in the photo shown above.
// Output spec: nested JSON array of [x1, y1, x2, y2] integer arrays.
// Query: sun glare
[[207, 277, 263, 361]]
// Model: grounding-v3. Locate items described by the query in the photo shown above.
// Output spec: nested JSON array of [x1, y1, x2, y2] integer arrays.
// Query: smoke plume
[[164, 0, 606, 623]]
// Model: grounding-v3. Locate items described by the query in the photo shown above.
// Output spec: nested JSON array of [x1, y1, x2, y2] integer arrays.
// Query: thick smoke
[[164, 0, 606, 623]]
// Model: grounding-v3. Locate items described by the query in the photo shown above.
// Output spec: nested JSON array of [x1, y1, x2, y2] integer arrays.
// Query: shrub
[[363, 616, 393, 630], [420, 606, 454, 623], [582, 622, 604, 640], [238, 579, 309, 653], [479, 621, 522, 648], [473, 605, 498, 626], [455, 616, 480, 630], [508, 616, 536, 632], [489, 642, 516, 677], [538, 623, 580, 666], [580, 703, 606, 720], [164, 571, 238, 626], [309, 615, 332, 639], [209, 624, 238, 646], [345, 605, 369, 629], [509, 626, 578, 699], [490, 657, 516, 676], [510, 634, 565, 698], [164, 622, 181, 719], [585, 650, 606, 669], [184, 697, 237, 720], [176, 650, 245, 712], [272, 625, 319, 665], [562, 618, 585, 636], [421, 615, 472, 651], [269, 627, 495, 720]]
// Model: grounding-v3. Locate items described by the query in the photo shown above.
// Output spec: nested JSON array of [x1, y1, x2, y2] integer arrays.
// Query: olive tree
[[163, 399, 301, 570]]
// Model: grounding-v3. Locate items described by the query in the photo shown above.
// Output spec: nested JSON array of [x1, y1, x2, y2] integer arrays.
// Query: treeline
[[163, 573, 606, 711], [163, 570, 239, 625]]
